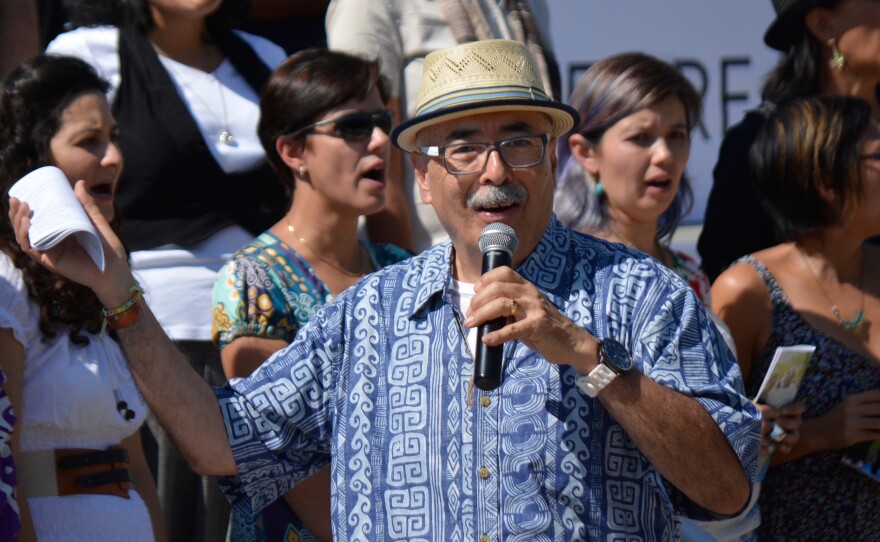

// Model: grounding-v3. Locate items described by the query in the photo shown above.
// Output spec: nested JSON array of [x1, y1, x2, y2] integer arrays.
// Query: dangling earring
[[831, 43, 846, 71], [595, 177, 604, 199], [298, 166, 308, 179]]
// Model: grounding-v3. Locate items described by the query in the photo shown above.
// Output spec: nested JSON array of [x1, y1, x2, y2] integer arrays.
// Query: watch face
[[601, 338, 633, 373]]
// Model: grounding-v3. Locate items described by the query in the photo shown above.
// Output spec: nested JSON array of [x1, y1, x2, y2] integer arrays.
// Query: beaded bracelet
[[101, 285, 144, 335]]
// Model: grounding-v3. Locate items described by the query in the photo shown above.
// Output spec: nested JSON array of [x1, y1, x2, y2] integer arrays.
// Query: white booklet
[[754, 344, 815, 408], [755, 344, 814, 478], [8, 166, 105, 272]]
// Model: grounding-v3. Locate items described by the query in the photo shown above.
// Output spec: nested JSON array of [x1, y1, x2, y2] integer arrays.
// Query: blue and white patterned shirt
[[215, 217, 761, 541]]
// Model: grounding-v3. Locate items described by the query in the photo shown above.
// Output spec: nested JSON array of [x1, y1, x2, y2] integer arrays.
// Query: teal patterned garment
[[213, 231, 411, 349], [214, 217, 761, 542], [212, 230, 411, 542]]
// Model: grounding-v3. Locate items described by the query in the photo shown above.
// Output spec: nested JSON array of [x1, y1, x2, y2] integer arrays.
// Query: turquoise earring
[[595, 182, 604, 198]]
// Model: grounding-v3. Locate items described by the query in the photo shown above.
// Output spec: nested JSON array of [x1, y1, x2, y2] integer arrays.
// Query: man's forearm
[[601, 372, 753, 515], [117, 304, 238, 476]]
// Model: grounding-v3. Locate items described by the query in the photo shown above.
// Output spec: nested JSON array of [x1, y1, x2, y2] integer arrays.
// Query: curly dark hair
[[0, 54, 114, 345]]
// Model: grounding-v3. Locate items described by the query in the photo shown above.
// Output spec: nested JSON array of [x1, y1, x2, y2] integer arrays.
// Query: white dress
[[0, 253, 153, 541]]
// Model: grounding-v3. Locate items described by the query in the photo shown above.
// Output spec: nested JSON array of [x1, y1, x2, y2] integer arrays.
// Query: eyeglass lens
[[444, 135, 546, 174]]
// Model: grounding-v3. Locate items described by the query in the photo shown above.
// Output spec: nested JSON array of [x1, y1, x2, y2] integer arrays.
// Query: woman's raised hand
[[9, 180, 135, 308]]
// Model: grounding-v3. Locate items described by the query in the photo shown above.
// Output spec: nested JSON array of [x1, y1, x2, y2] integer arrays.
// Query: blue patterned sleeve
[[607, 260, 762, 520], [212, 300, 343, 517]]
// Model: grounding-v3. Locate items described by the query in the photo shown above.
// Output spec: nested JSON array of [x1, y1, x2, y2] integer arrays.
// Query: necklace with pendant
[[796, 244, 865, 332], [164, 58, 236, 146]]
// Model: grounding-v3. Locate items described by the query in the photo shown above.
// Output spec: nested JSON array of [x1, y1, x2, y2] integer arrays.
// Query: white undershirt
[[450, 279, 478, 360]]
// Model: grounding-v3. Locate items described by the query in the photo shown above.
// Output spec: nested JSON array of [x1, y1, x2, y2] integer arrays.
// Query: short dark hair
[[750, 95, 870, 240], [258, 48, 389, 194], [555, 52, 701, 240], [0, 54, 113, 344]]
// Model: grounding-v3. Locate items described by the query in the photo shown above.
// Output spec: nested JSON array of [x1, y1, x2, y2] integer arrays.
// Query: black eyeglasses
[[420, 134, 549, 175], [289, 109, 393, 142]]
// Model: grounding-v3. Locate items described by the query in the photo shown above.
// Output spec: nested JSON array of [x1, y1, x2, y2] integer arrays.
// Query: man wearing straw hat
[[11, 39, 760, 540]]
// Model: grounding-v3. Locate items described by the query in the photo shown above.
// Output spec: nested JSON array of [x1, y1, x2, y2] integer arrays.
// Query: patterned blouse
[[740, 256, 880, 541], [669, 249, 711, 307], [212, 230, 411, 541], [0, 369, 19, 542], [213, 231, 412, 349]]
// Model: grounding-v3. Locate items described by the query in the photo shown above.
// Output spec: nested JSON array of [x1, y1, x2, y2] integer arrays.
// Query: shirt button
[[480, 396, 491, 407], [478, 467, 490, 480], [480, 535, 491, 542]]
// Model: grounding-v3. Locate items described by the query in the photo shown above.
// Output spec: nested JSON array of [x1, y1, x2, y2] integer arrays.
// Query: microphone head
[[478, 222, 519, 256]]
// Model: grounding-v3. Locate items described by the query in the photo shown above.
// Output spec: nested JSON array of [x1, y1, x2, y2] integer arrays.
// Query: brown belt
[[19, 446, 133, 499]]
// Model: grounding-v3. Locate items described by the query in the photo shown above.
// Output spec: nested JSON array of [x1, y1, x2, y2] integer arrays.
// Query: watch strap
[[576, 363, 618, 398]]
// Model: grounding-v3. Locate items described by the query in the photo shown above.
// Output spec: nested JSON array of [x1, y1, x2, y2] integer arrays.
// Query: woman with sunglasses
[[211, 48, 411, 542]]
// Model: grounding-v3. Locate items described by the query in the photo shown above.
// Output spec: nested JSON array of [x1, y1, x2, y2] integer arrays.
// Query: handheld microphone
[[474, 222, 519, 391]]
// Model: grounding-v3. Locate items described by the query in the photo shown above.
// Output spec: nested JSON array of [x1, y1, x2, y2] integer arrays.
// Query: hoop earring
[[831, 43, 846, 71]]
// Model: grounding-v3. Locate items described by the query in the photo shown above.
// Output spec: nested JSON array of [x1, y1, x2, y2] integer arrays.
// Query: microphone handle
[[474, 249, 512, 391]]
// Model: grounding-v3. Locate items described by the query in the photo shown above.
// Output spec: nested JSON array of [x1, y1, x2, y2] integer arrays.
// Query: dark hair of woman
[[62, 0, 251, 35], [750, 94, 870, 240], [556, 52, 701, 240], [258, 48, 389, 195], [761, 0, 839, 104], [0, 54, 113, 345]]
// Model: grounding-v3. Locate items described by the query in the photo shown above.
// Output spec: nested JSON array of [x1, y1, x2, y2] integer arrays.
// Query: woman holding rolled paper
[[0, 54, 165, 541]]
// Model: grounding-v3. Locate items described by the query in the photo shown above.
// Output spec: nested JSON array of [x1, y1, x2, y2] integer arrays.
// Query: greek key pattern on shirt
[[216, 218, 761, 541]]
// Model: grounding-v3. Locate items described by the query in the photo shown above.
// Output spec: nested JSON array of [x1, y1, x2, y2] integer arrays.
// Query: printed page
[[8, 166, 104, 271]]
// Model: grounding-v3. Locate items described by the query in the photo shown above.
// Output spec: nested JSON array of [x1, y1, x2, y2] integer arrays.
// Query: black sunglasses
[[290, 109, 393, 142]]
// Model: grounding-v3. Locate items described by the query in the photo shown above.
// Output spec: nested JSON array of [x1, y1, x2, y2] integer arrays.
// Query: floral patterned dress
[[212, 231, 411, 542], [740, 256, 880, 541]]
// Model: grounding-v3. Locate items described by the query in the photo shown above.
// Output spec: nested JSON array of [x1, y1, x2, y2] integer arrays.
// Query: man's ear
[[568, 133, 600, 176], [411, 153, 433, 205], [276, 137, 305, 173]]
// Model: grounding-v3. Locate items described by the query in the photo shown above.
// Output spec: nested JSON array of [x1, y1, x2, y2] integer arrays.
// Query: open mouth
[[646, 179, 672, 189], [475, 201, 517, 213], [362, 167, 385, 182], [89, 182, 114, 200]]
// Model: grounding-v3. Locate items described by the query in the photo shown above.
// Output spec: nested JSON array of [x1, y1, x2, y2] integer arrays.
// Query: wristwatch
[[576, 338, 633, 398]]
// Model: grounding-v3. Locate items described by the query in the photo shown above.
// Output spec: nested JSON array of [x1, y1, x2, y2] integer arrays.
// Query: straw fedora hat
[[391, 39, 578, 153], [764, 0, 829, 52]]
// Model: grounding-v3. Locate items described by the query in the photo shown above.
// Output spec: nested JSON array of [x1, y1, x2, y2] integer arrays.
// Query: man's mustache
[[466, 185, 528, 210]]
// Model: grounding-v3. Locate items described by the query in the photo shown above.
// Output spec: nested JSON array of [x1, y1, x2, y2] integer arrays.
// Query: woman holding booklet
[[0, 54, 165, 541], [711, 95, 880, 540]]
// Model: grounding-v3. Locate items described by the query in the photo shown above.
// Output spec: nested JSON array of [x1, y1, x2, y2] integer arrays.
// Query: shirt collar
[[406, 216, 572, 318]]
